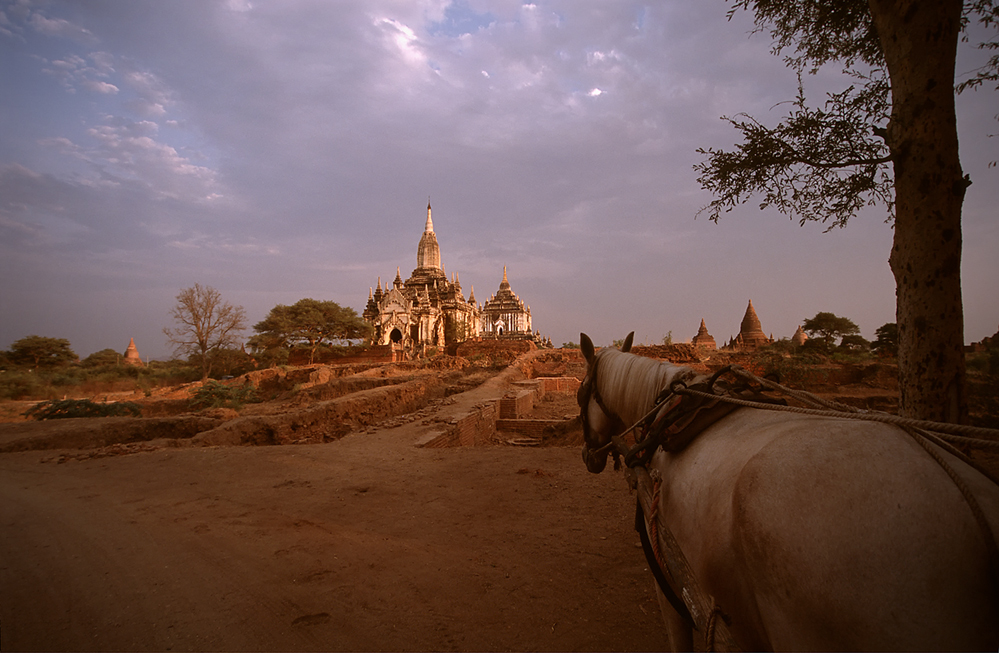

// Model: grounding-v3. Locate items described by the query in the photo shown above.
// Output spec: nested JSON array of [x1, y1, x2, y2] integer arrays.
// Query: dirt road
[[0, 415, 669, 651]]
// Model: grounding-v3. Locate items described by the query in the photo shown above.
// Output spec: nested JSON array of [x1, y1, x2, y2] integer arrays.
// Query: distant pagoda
[[123, 337, 144, 367], [691, 318, 717, 350], [791, 325, 808, 347], [731, 300, 772, 351]]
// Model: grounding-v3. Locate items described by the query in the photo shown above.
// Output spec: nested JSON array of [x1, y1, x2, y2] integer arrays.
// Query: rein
[[584, 363, 784, 469]]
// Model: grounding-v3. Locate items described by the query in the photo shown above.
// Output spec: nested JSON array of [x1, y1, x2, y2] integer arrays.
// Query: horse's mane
[[593, 349, 696, 425]]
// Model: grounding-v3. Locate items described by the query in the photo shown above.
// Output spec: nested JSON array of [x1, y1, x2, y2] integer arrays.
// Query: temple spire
[[499, 265, 511, 291], [417, 201, 441, 269]]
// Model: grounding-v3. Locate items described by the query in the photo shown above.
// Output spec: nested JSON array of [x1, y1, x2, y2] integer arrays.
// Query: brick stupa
[[791, 325, 808, 347], [123, 337, 144, 367], [733, 300, 772, 351], [691, 318, 717, 350]]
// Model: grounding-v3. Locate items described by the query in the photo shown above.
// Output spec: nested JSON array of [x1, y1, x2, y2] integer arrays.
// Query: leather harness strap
[[635, 499, 695, 628]]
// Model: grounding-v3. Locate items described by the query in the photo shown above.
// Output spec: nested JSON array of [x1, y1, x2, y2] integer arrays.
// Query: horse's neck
[[597, 350, 687, 425]]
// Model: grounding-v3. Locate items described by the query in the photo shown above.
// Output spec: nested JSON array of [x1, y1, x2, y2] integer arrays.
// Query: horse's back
[[658, 409, 999, 651]]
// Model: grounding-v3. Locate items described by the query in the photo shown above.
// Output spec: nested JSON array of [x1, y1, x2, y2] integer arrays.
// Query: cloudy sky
[[1, 0, 997, 359]]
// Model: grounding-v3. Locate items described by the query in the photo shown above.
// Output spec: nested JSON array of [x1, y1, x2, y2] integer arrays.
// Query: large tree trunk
[[869, 0, 968, 423]]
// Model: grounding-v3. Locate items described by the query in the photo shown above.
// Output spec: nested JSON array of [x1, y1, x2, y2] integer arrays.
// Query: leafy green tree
[[164, 284, 247, 381], [82, 348, 122, 367], [250, 298, 370, 365], [839, 334, 871, 351], [872, 322, 899, 358], [210, 346, 254, 377], [802, 312, 860, 351], [695, 0, 998, 422], [8, 335, 77, 368]]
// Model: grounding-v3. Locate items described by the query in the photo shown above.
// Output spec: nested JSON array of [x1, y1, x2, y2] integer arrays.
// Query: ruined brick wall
[[630, 344, 701, 364], [539, 377, 580, 393], [455, 338, 536, 359], [422, 403, 497, 448], [195, 376, 446, 446], [499, 390, 534, 419], [494, 419, 554, 437], [511, 379, 543, 400]]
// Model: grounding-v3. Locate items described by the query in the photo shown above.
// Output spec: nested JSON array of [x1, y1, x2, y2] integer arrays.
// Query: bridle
[[578, 354, 621, 452], [579, 352, 667, 470], [579, 351, 699, 471]]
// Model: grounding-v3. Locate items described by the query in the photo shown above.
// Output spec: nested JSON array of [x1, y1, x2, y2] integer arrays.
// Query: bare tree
[[164, 283, 247, 381]]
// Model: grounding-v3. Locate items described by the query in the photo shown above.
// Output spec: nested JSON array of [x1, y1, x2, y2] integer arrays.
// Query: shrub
[[24, 398, 142, 420], [749, 349, 827, 387], [0, 371, 45, 400], [189, 380, 259, 410]]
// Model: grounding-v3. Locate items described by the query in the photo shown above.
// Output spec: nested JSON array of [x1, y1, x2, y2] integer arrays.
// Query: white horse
[[578, 332, 999, 651]]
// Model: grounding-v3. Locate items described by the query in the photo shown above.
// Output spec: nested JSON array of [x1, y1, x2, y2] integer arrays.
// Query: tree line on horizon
[[4, 284, 900, 380], [3, 283, 998, 426], [0, 283, 372, 383]]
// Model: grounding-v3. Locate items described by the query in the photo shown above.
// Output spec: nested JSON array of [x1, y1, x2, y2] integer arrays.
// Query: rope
[[676, 385, 999, 441], [727, 365, 863, 412], [648, 473, 666, 571], [705, 599, 723, 653], [901, 425, 999, 590]]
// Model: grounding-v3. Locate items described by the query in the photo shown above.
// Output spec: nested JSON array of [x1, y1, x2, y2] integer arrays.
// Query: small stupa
[[791, 325, 808, 347], [123, 337, 144, 367], [691, 318, 717, 350]]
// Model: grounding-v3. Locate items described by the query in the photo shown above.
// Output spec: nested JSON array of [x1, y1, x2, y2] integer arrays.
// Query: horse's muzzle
[[582, 445, 608, 474]]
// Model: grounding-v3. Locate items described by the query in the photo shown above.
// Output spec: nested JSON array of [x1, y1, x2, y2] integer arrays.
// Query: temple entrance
[[389, 328, 402, 344]]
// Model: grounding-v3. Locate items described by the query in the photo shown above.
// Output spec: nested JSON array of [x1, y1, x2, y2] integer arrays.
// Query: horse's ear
[[621, 331, 634, 353], [580, 333, 595, 364]]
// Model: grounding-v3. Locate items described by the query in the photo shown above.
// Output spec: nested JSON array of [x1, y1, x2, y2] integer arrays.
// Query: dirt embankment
[[1, 349, 592, 454], [0, 347, 909, 455]]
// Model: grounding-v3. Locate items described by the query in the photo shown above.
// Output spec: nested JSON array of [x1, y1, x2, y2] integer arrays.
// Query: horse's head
[[578, 331, 633, 473]]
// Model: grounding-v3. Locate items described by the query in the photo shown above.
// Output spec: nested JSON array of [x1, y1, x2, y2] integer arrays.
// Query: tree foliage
[[163, 284, 247, 381], [958, 1, 999, 95], [249, 298, 370, 365], [839, 334, 871, 351], [82, 348, 122, 367], [872, 322, 899, 357], [697, 1, 997, 225], [802, 311, 860, 350], [695, 0, 894, 228], [7, 335, 77, 368], [189, 380, 258, 410]]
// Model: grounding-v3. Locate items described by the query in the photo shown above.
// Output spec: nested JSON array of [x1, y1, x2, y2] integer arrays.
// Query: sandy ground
[[0, 373, 670, 651]]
